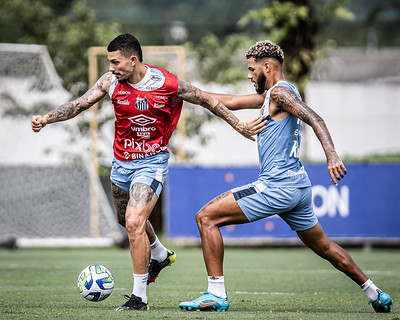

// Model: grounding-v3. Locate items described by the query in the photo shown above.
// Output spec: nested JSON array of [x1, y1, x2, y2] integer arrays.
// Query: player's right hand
[[327, 154, 347, 186], [31, 115, 48, 132]]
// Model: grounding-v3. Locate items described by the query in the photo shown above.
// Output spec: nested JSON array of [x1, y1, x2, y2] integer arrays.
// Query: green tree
[[238, 0, 354, 96], [193, 0, 354, 97], [0, 0, 121, 94], [188, 33, 255, 84]]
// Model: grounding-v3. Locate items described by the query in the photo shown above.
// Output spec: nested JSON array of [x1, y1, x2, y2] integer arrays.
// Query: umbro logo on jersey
[[135, 97, 149, 111], [128, 115, 157, 127]]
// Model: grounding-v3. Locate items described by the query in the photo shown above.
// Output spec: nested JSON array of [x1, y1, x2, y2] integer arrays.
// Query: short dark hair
[[245, 40, 284, 65], [107, 33, 143, 62]]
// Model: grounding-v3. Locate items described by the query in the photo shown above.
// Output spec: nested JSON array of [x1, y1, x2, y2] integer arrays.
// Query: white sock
[[361, 279, 379, 301], [150, 236, 167, 262], [132, 273, 148, 303], [207, 276, 226, 298]]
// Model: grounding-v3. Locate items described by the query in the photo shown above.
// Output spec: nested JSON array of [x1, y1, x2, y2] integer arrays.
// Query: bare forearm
[[271, 86, 347, 185], [176, 78, 266, 140], [199, 94, 248, 135], [310, 116, 337, 158], [46, 77, 109, 124], [177, 79, 241, 130], [205, 92, 236, 109], [32, 72, 110, 132], [46, 100, 84, 123], [206, 92, 264, 110], [210, 99, 241, 128], [307, 111, 347, 184]]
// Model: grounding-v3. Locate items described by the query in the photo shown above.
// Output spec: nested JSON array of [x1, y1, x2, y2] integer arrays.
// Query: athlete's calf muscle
[[111, 182, 129, 227]]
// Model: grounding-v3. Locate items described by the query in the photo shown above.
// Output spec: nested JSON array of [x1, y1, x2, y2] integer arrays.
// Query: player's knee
[[196, 207, 214, 229], [125, 215, 146, 237], [313, 240, 332, 257], [315, 240, 348, 266]]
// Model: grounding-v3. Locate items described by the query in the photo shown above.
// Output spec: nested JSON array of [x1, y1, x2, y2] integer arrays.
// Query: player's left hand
[[239, 115, 268, 141], [327, 155, 347, 186]]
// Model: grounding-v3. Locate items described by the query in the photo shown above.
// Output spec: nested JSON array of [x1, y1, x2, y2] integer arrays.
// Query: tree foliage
[[194, 0, 354, 96], [0, 0, 121, 94], [239, 0, 318, 95], [187, 33, 255, 84], [238, 0, 354, 95]]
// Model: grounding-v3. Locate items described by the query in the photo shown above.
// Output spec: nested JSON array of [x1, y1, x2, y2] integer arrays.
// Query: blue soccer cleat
[[368, 289, 393, 313], [179, 291, 229, 312]]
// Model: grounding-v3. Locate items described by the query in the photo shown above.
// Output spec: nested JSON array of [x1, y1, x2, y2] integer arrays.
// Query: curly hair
[[245, 40, 284, 64]]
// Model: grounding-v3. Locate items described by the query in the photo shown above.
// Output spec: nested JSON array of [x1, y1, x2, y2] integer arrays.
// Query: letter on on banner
[[312, 185, 350, 218]]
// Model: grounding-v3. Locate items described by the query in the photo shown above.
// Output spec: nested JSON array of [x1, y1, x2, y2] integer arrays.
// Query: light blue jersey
[[231, 80, 317, 231], [257, 81, 311, 188]]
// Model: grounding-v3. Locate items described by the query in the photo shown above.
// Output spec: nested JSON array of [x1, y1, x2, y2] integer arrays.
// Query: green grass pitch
[[0, 246, 398, 320]]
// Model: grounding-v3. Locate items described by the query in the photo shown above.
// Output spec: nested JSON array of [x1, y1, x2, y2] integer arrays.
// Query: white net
[[0, 43, 124, 247], [0, 165, 123, 247]]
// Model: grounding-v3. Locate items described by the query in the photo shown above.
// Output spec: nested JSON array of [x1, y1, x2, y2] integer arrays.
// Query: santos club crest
[[135, 97, 148, 111]]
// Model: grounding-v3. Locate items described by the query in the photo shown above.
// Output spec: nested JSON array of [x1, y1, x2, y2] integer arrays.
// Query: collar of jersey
[[127, 65, 150, 89]]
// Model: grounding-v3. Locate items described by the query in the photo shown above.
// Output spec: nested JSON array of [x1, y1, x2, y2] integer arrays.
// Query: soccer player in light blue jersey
[[179, 40, 393, 313]]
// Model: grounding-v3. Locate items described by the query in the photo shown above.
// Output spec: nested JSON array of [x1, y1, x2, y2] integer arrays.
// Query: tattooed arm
[[31, 72, 112, 132], [270, 86, 347, 186], [204, 92, 265, 110], [176, 78, 266, 141]]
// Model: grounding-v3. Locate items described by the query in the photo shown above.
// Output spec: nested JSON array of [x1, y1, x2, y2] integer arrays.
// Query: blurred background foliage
[[1, 0, 399, 93], [1, 0, 399, 162], [0, 0, 120, 95]]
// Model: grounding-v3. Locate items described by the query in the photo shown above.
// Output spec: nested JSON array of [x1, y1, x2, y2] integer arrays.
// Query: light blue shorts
[[110, 152, 169, 198], [231, 181, 318, 231]]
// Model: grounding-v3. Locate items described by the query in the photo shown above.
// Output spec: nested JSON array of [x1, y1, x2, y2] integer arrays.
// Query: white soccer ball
[[77, 264, 114, 301]]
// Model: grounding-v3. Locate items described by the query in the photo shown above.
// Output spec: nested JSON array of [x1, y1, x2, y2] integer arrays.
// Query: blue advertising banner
[[164, 164, 400, 240]]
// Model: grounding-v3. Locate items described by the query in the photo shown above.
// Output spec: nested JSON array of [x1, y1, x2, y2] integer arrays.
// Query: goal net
[[0, 43, 124, 247]]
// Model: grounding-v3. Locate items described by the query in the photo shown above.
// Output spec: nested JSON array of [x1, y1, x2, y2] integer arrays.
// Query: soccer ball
[[77, 264, 114, 301]]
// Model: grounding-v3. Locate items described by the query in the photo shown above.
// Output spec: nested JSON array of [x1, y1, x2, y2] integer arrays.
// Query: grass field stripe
[[258, 269, 393, 275], [234, 291, 296, 295], [365, 270, 393, 275]]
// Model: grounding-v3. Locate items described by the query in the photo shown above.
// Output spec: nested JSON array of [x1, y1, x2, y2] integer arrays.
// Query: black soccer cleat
[[114, 294, 148, 311], [147, 249, 176, 285]]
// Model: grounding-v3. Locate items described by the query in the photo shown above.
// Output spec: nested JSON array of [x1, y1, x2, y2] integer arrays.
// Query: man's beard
[[256, 72, 266, 94]]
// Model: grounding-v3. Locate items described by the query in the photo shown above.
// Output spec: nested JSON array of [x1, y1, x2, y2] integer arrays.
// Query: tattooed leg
[[195, 191, 249, 276], [111, 182, 129, 227], [125, 183, 158, 274], [111, 182, 158, 245]]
